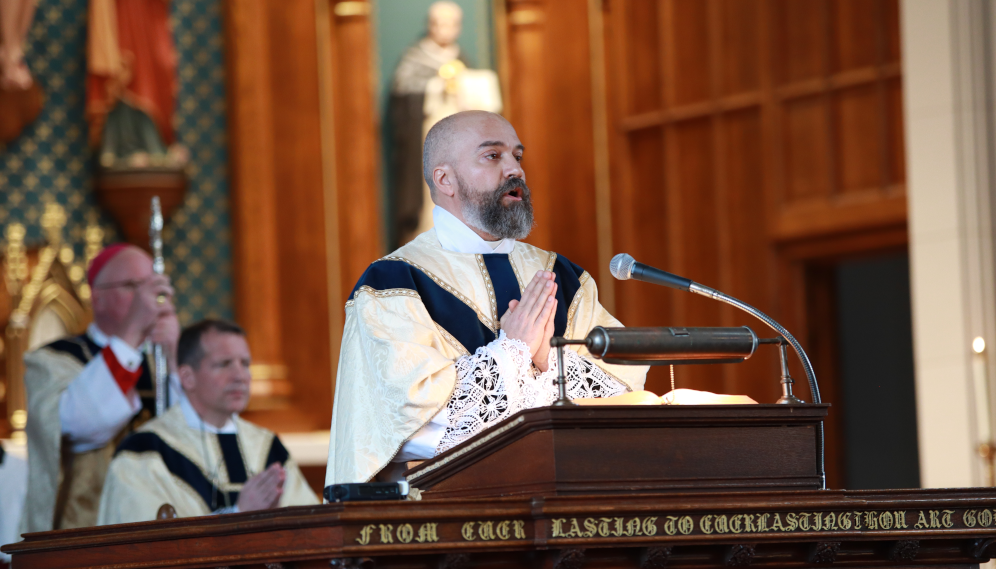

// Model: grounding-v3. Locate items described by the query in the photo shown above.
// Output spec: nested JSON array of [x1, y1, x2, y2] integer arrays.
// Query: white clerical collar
[[180, 395, 237, 434], [86, 323, 112, 348], [88, 322, 153, 354], [432, 206, 516, 254]]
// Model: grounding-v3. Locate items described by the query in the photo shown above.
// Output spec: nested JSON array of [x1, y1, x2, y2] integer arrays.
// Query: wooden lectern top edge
[[404, 404, 830, 486]]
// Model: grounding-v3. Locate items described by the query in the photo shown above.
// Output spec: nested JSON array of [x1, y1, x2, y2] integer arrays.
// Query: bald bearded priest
[[21, 244, 181, 531], [98, 320, 317, 524], [327, 111, 669, 486]]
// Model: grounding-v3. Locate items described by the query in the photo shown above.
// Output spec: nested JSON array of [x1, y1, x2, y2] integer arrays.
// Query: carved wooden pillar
[[504, 0, 552, 249], [225, 0, 290, 405], [226, 0, 381, 428], [498, 0, 606, 288], [329, 0, 382, 299]]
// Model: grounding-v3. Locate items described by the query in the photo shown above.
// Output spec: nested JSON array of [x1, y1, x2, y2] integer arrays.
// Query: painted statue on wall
[[0, 0, 42, 142], [388, 0, 501, 247], [85, 0, 188, 170], [0, 0, 35, 90]]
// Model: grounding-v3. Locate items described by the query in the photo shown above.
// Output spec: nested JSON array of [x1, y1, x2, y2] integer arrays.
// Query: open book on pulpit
[[404, 403, 828, 500]]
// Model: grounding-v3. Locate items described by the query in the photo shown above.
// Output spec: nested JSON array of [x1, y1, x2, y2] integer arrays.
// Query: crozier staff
[[326, 111, 660, 486], [21, 244, 182, 531]]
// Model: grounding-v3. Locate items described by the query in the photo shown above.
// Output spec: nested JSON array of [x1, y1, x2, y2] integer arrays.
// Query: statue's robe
[[388, 39, 469, 247], [21, 334, 156, 532], [98, 405, 318, 524], [325, 229, 648, 486]]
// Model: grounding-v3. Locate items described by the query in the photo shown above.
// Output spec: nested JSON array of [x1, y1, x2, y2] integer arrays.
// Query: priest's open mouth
[[504, 187, 524, 201]]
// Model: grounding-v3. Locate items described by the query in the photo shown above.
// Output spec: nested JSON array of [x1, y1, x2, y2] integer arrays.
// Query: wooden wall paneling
[[540, 0, 599, 276], [315, 0, 343, 409], [587, 0, 616, 309], [263, 0, 333, 430], [321, 0, 382, 410], [602, 0, 674, 395], [224, 0, 291, 412], [501, 0, 608, 281], [227, 0, 382, 431], [328, 0, 382, 301], [505, 0, 553, 251]]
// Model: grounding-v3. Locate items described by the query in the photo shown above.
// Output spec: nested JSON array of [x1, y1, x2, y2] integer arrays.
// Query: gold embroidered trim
[[566, 271, 590, 335], [382, 255, 496, 332], [477, 254, 498, 328], [544, 252, 558, 271], [509, 257, 526, 291], [346, 286, 421, 308], [407, 415, 526, 482], [435, 323, 470, 357]]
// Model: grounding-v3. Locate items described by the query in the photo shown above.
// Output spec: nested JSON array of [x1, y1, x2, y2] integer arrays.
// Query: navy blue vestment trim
[[351, 260, 496, 352], [116, 431, 289, 510], [350, 251, 586, 354], [217, 434, 247, 483], [481, 255, 520, 322]]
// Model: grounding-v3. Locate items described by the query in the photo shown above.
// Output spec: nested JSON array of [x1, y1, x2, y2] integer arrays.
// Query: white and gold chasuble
[[97, 405, 317, 525], [326, 223, 648, 486]]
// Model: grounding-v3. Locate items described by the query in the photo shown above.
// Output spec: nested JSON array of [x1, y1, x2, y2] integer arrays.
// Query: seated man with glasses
[[20, 244, 181, 532]]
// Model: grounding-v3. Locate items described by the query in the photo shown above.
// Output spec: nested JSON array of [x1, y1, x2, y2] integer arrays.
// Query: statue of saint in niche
[[85, 0, 188, 170], [0, 0, 35, 90], [389, 1, 501, 247]]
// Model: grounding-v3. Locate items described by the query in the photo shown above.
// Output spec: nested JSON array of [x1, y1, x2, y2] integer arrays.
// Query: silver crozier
[[150, 197, 168, 416]]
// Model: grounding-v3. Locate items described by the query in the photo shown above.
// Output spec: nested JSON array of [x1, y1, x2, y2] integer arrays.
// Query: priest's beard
[[456, 174, 535, 240]]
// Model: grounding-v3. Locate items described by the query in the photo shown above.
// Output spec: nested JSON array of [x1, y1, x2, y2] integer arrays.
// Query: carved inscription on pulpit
[[346, 508, 996, 548]]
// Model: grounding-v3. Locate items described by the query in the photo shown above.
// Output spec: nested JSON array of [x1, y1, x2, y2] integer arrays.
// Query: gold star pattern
[[0, 0, 233, 326]]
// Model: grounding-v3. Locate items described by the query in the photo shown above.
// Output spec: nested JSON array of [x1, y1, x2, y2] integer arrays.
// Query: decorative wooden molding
[[552, 548, 585, 569], [639, 546, 672, 569], [6, 488, 996, 568], [329, 558, 375, 569], [888, 539, 919, 562], [332, 1, 369, 18], [725, 544, 755, 567], [808, 541, 841, 564], [437, 553, 469, 569]]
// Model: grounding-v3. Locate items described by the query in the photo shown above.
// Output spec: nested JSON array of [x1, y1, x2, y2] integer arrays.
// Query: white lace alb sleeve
[[536, 348, 629, 401], [437, 333, 629, 454]]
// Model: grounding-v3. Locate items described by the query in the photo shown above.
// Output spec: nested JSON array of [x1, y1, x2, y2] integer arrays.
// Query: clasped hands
[[499, 270, 558, 372], [500, 271, 758, 406]]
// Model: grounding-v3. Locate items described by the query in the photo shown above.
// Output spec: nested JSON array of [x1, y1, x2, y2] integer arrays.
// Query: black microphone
[[609, 254, 692, 291], [581, 326, 758, 366]]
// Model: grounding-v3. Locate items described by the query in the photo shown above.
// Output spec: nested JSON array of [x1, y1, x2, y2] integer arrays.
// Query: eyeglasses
[[92, 279, 145, 290]]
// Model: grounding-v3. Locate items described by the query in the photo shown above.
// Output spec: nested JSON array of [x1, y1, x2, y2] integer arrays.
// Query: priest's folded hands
[[501, 269, 757, 407]]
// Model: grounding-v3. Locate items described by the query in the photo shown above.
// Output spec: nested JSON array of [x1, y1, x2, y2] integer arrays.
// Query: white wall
[[902, 0, 996, 487]]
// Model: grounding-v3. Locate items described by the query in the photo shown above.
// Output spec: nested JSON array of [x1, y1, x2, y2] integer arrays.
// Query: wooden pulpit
[[4, 405, 996, 569], [405, 405, 829, 499]]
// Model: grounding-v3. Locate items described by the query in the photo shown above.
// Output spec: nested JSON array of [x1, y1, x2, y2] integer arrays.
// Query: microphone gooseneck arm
[[610, 253, 825, 490], [688, 282, 821, 406]]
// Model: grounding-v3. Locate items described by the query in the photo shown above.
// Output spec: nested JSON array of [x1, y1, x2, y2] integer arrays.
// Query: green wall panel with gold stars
[[0, 0, 233, 325]]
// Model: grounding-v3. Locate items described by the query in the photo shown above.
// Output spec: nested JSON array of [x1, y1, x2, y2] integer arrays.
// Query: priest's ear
[[432, 165, 457, 200], [178, 363, 198, 392]]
